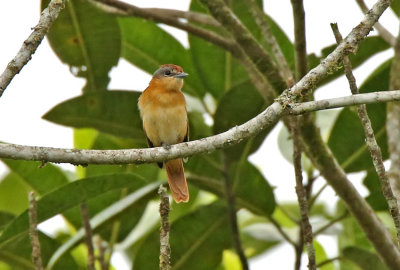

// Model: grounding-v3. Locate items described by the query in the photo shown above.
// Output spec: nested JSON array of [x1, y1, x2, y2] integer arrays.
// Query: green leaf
[[47, 182, 160, 268], [0, 173, 29, 215], [43, 90, 146, 141], [189, 161, 275, 216], [42, 0, 121, 91], [119, 17, 203, 97], [133, 202, 231, 270], [391, 0, 400, 17], [363, 168, 388, 211], [0, 232, 79, 270], [328, 59, 391, 172], [309, 36, 390, 87], [213, 82, 272, 161], [0, 212, 14, 231], [343, 246, 388, 270], [0, 173, 149, 246], [314, 241, 335, 270], [2, 159, 69, 195]]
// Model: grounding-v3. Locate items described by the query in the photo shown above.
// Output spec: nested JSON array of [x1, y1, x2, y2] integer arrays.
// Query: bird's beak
[[174, 72, 188, 78]]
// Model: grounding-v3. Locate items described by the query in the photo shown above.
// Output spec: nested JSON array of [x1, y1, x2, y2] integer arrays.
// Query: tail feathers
[[165, 159, 189, 203]]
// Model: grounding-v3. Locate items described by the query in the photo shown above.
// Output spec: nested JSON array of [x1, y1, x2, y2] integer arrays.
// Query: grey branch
[[332, 22, 400, 248], [355, 0, 396, 46], [0, 0, 66, 97], [28, 192, 44, 270], [80, 203, 95, 270], [0, 90, 399, 164], [159, 185, 171, 270]]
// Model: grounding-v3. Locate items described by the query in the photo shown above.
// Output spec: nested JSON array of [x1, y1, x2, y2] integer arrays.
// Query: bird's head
[[151, 64, 188, 91]]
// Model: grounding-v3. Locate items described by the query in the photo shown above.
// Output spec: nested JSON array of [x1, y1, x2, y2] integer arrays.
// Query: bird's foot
[[162, 143, 171, 150]]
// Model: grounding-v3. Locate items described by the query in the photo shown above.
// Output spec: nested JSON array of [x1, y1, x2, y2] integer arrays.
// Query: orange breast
[[138, 87, 187, 146]]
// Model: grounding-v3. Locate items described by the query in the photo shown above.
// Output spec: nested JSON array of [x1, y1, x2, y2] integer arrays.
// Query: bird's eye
[[165, 70, 171, 76]]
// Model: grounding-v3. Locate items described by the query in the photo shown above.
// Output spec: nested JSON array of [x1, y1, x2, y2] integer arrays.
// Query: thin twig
[[80, 203, 95, 270], [331, 22, 400, 248], [28, 192, 44, 270], [290, 0, 308, 79], [308, 183, 328, 209], [222, 159, 249, 270], [313, 211, 348, 236], [159, 185, 171, 270], [387, 26, 400, 210], [291, 124, 316, 270], [0, 0, 66, 97], [245, 0, 294, 86], [316, 256, 342, 268], [355, 0, 396, 46], [95, 236, 107, 270], [267, 215, 297, 247]]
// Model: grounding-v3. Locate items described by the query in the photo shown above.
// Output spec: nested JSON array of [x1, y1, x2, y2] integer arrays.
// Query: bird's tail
[[165, 159, 189, 203]]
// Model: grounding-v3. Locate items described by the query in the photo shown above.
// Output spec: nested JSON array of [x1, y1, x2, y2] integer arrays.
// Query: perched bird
[[138, 64, 189, 203]]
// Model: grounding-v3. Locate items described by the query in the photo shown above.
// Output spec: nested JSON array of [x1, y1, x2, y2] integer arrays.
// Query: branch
[[355, 0, 396, 46], [287, 0, 391, 97], [28, 192, 43, 270], [291, 124, 316, 270], [200, 0, 287, 92], [0, 0, 66, 97], [94, 0, 241, 58], [159, 185, 171, 270], [290, 0, 308, 79], [222, 160, 249, 270], [80, 203, 95, 270], [0, 90, 399, 164], [244, 0, 295, 86], [332, 22, 400, 248]]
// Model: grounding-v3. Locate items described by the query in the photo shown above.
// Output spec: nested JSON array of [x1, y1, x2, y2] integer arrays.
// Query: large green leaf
[[363, 168, 388, 211], [43, 90, 146, 141], [328, 59, 390, 172], [119, 17, 203, 97], [42, 0, 120, 91], [1, 159, 69, 195], [213, 82, 272, 161], [47, 182, 160, 268], [391, 0, 400, 17], [189, 161, 275, 216], [0, 173, 149, 246], [0, 232, 79, 270], [0, 173, 29, 216], [343, 247, 388, 270], [133, 202, 231, 270], [309, 36, 390, 87]]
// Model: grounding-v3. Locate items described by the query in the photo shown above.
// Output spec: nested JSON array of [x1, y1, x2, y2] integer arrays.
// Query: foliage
[[0, 0, 395, 269]]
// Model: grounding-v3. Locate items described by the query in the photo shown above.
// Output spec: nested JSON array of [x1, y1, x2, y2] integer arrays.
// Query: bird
[[138, 64, 189, 203]]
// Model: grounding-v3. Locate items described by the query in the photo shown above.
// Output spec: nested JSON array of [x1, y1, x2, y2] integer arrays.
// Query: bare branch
[[80, 203, 95, 270], [291, 124, 316, 270], [313, 211, 348, 236], [159, 185, 171, 270], [0, 0, 66, 97], [332, 22, 400, 248], [0, 90, 399, 165], [290, 0, 308, 79], [244, 0, 295, 86], [355, 0, 396, 46], [28, 192, 44, 270], [222, 160, 249, 270]]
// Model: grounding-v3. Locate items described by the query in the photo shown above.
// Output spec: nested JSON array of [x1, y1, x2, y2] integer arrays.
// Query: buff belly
[[142, 105, 187, 147]]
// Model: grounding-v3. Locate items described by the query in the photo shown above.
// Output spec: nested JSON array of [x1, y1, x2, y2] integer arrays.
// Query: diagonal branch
[[331, 22, 400, 248], [355, 0, 396, 46], [0, 0, 66, 97]]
